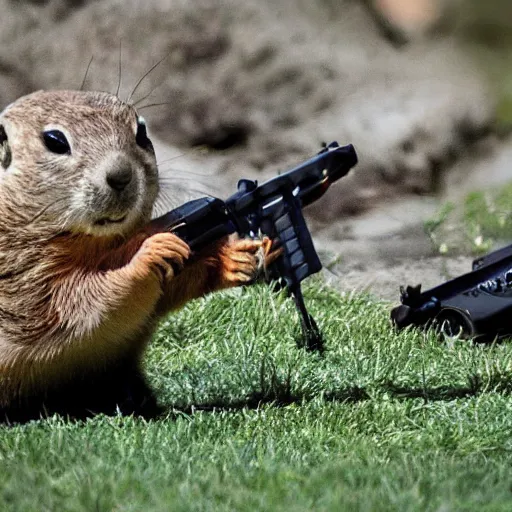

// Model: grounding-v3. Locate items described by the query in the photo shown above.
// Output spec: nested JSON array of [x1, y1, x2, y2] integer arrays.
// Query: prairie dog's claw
[[132, 232, 191, 282], [258, 236, 283, 274], [215, 236, 282, 289]]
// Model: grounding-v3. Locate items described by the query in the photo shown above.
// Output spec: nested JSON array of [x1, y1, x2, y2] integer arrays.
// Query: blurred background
[[2, 0, 512, 297]]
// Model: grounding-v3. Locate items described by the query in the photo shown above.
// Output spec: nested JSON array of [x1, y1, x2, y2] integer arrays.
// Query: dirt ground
[[1, 0, 510, 302]]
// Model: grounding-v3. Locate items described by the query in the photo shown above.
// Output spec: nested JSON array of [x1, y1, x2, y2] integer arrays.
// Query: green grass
[[425, 184, 512, 256], [3, 281, 512, 510]]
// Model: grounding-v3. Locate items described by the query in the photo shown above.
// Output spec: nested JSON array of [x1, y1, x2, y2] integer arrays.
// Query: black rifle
[[150, 141, 358, 351], [391, 244, 512, 341]]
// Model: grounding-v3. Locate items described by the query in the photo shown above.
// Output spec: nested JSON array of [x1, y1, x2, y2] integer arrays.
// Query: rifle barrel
[[297, 143, 358, 207]]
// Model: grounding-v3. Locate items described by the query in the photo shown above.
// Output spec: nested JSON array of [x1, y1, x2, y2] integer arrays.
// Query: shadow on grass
[[383, 383, 478, 402], [163, 370, 512, 417], [163, 386, 370, 416], [162, 354, 370, 415], [384, 370, 512, 401], [8, 367, 512, 424]]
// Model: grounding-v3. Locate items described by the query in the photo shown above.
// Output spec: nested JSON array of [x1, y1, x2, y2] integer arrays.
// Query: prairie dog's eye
[[0, 125, 11, 169], [135, 116, 153, 151], [42, 130, 71, 155]]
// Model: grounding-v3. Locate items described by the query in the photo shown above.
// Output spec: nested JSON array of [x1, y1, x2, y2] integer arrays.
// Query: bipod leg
[[290, 284, 324, 353]]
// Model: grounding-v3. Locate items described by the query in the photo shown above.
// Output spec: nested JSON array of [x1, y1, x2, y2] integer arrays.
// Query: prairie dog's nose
[[106, 166, 133, 192]]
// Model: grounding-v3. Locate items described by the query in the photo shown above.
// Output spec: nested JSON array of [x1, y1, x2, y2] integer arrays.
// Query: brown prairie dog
[[0, 90, 268, 422]]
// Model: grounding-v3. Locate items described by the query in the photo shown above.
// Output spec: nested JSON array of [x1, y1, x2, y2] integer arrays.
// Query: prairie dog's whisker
[[127, 51, 172, 104], [158, 168, 216, 180], [156, 146, 210, 167], [136, 102, 173, 111], [115, 39, 122, 98], [79, 55, 94, 91]]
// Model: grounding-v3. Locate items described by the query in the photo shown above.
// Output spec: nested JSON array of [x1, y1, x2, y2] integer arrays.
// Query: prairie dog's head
[[0, 90, 159, 237]]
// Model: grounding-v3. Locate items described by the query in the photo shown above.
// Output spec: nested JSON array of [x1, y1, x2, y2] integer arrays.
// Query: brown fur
[[0, 90, 267, 421]]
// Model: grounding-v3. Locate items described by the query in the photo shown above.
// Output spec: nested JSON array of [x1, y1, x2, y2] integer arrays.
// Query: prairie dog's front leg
[[156, 236, 273, 315], [51, 232, 191, 340]]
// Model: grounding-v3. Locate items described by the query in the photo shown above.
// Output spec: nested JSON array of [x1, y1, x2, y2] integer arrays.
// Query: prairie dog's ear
[[0, 125, 11, 169]]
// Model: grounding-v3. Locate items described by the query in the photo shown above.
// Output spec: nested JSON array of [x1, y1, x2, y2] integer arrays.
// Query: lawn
[[2, 280, 512, 511]]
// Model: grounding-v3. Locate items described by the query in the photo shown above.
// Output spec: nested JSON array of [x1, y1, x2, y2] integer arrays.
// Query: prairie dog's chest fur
[[0, 236, 155, 386]]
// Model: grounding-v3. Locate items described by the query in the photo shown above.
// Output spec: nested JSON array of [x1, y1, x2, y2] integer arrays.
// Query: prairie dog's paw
[[216, 236, 280, 290], [130, 232, 190, 282]]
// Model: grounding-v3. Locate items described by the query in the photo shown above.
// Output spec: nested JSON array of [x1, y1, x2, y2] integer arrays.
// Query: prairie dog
[[0, 90, 266, 422]]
